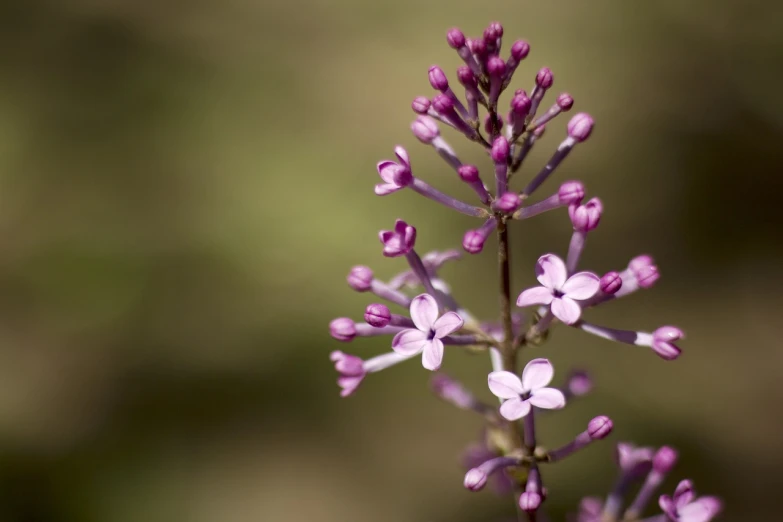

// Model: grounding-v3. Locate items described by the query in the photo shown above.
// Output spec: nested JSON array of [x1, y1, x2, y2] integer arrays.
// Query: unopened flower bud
[[411, 116, 440, 143], [567, 112, 594, 142], [536, 67, 554, 88], [492, 192, 521, 213], [511, 40, 530, 60], [519, 492, 542, 512], [487, 56, 506, 77], [330, 318, 357, 342], [566, 370, 593, 397], [428, 65, 449, 91], [457, 66, 477, 87], [364, 303, 391, 328], [588, 416, 614, 440], [446, 28, 466, 49], [411, 96, 431, 114], [651, 326, 683, 360], [557, 92, 574, 111], [491, 136, 510, 163], [569, 197, 603, 231], [653, 446, 679, 473], [347, 265, 374, 292], [464, 468, 488, 491], [458, 164, 480, 183], [557, 180, 585, 205], [599, 271, 623, 295]]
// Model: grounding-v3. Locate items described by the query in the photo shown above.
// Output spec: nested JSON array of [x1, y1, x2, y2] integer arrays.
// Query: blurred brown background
[[0, 0, 780, 521]]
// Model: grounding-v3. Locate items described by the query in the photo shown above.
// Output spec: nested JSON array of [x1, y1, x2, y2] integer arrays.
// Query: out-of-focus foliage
[[0, 1, 780, 521]]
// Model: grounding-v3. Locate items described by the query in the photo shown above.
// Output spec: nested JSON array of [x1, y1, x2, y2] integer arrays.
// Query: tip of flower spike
[[456, 66, 477, 87], [588, 416, 614, 440], [330, 318, 357, 342], [536, 67, 554, 88], [428, 65, 449, 91], [567, 112, 594, 142], [599, 271, 623, 295], [557, 92, 574, 111], [464, 468, 488, 491], [446, 28, 466, 49], [411, 115, 440, 143], [468, 37, 487, 55], [557, 180, 585, 205], [484, 21, 503, 40], [490, 136, 510, 163], [492, 192, 521, 213], [347, 265, 374, 292], [653, 446, 678, 473], [519, 492, 542, 512], [411, 96, 431, 114], [463, 229, 488, 254], [569, 197, 603, 232], [487, 56, 506, 77], [364, 303, 391, 328], [511, 40, 530, 60], [511, 92, 532, 117], [458, 164, 480, 183], [651, 326, 684, 360]]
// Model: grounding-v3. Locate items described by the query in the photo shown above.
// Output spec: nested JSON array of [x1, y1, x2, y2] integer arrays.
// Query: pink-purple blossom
[[516, 254, 599, 324], [375, 146, 413, 195], [379, 219, 416, 257], [391, 294, 463, 370], [659, 480, 722, 522], [488, 358, 566, 420]]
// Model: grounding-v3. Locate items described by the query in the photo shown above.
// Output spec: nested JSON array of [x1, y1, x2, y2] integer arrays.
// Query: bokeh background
[[0, 0, 781, 521]]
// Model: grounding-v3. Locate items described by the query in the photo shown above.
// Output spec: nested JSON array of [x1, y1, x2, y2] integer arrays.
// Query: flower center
[[427, 329, 436, 341], [553, 289, 564, 298]]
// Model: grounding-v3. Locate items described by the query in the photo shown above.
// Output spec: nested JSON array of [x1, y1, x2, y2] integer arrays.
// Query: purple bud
[[456, 66, 477, 87], [464, 468, 488, 491], [446, 28, 466, 49], [511, 93, 532, 117], [636, 265, 660, 288], [491, 136, 510, 163], [469, 37, 487, 55], [567, 112, 594, 142], [557, 180, 585, 205], [535, 67, 554, 88], [432, 93, 454, 113], [484, 21, 504, 40], [514, 88, 527, 97], [411, 116, 440, 143], [519, 492, 542, 512], [379, 219, 416, 257], [569, 197, 603, 232], [492, 192, 521, 213], [599, 271, 623, 295], [557, 92, 574, 111], [566, 370, 593, 396], [329, 318, 356, 342], [588, 416, 614, 440], [511, 40, 530, 60], [364, 303, 391, 328], [458, 164, 480, 183], [487, 56, 506, 77], [411, 96, 431, 114], [347, 265, 374, 292], [653, 446, 678, 473], [428, 65, 449, 91], [651, 326, 683, 360], [628, 255, 655, 273], [463, 229, 487, 254]]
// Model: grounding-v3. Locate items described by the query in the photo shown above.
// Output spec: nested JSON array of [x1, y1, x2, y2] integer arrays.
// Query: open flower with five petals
[[375, 146, 413, 195], [391, 294, 463, 370], [488, 358, 566, 420], [516, 254, 599, 324]]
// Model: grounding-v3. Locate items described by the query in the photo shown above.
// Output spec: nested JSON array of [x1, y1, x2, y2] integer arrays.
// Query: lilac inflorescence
[[327, 21, 719, 521]]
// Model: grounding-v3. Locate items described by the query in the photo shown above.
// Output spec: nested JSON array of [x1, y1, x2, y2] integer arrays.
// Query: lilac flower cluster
[[329, 22, 721, 522]]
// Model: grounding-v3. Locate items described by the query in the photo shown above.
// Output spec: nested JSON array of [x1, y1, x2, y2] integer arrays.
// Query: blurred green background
[[0, 0, 781, 520]]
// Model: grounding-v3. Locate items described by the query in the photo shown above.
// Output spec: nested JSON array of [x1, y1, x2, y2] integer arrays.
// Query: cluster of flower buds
[[328, 21, 720, 521]]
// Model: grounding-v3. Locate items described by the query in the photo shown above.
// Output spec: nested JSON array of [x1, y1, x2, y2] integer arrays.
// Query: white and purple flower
[[488, 358, 566, 420], [516, 253, 599, 324], [659, 480, 722, 522], [391, 294, 464, 371]]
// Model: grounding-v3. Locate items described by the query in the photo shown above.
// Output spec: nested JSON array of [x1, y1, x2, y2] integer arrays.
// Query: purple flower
[[516, 254, 600, 324], [330, 351, 366, 397], [387, 249, 461, 291], [650, 326, 684, 360], [391, 294, 463, 370], [573, 497, 602, 522], [379, 219, 416, 257], [488, 358, 566, 420], [569, 197, 603, 232], [375, 146, 413, 196], [616, 442, 655, 477], [659, 480, 722, 522]]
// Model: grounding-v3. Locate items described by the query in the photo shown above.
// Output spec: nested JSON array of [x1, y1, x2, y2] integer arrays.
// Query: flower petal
[[561, 271, 600, 300], [521, 358, 555, 390], [391, 329, 428, 355], [535, 254, 567, 289], [551, 296, 582, 325], [528, 387, 566, 409], [421, 338, 444, 371], [674, 480, 695, 509], [488, 371, 525, 399], [659, 495, 676, 518], [516, 286, 554, 307], [677, 497, 722, 522], [432, 311, 464, 338], [376, 160, 396, 178], [409, 293, 439, 331], [394, 146, 410, 167], [375, 183, 402, 196], [499, 397, 531, 421]]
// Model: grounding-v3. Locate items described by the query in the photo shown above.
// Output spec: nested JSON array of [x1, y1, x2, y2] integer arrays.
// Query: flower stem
[[497, 220, 515, 372]]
